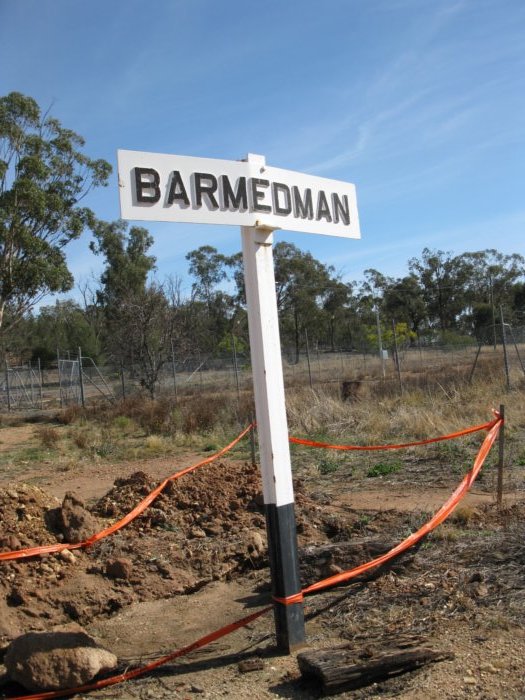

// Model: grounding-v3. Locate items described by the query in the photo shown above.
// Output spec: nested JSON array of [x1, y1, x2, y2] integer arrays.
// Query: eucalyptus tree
[[185, 245, 238, 352], [272, 242, 335, 362], [322, 279, 352, 351], [408, 249, 472, 331], [0, 92, 111, 340], [89, 219, 156, 308], [89, 219, 156, 366], [462, 249, 525, 316], [383, 274, 427, 337]]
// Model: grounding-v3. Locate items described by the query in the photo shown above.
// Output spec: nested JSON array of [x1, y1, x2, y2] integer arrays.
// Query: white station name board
[[118, 150, 360, 238]]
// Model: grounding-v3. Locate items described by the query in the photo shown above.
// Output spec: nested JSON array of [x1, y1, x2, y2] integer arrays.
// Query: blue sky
[[1, 0, 524, 302]]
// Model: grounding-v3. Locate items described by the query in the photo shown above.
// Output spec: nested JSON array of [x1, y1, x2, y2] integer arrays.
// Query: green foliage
[[439, 330, 477, 347], [27, 300, 102, 365], [89, 219, 156, 307], [367, 322, 416, 349], [318, 457, 340, 475], [217, 333, 248, 354], [366, 460, 402, 478], [0, 92, 111, 336]]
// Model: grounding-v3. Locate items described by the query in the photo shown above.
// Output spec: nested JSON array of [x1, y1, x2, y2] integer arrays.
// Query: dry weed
[[36, 426, 60, 448]]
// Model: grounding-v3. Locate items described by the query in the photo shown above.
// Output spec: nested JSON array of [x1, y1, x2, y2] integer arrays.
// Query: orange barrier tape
[[273, 592, 304, 605], [301, 416, 502, 596], [289, 415, 499, 451], [0, 424, 254, 563], [9, 605, 273, 700], [6, 415, 502, 699]]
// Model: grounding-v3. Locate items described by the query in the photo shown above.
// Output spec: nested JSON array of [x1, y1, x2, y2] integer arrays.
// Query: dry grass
[[285, 368, 524, 446], [35, 426, 60, 448]]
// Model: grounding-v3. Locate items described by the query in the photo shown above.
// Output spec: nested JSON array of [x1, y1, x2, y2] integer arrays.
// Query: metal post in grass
[[497, 404, 505, 508], [29, 360, 34, 406], [392, 319, 403, 394], [171, 338, 178, 403], [508, 325, 525, 376], [376, 307, 385, 379], [78, 347, 85, 408], [231, 332, 241, 403], [305, 328, 313, 389], [500, 307, 511, 390], [5, 360, 11, 412], [468, 341, 482, 385], [37, 358, 43, 409], [57, 348, 63, 408], [120, 361, 126, 399]]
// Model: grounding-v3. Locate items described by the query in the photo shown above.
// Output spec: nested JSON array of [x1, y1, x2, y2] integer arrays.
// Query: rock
[[238, 658, 264, 673], [57, 493, 98, 544], [0, 608, 22, 643], [6, 587, 27, 607], [0, 534, 22, 551], [247, 531, 265, 555], [59, 548, 77, 564], [105, 557, 133, 580], [480, 662, 498, 674], [189, 527, 207, 539], [4, 626, 117, 691]]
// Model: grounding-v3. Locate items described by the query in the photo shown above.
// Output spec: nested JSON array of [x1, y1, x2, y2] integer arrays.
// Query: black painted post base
[[265, 502, 306, 652]]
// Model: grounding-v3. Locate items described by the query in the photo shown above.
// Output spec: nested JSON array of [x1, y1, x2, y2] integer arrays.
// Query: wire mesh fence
[[1, 329, 524, 412]]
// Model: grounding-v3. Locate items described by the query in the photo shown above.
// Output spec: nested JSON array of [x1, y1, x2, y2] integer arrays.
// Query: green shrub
[[318, 458, 340, 475], [366, 461, 402, 478]]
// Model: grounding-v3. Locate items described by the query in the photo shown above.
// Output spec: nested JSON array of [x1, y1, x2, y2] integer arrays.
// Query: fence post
[[508, 325, 525, 376], [497, 404, 505, 508], [120, 361, 126, 399], [170, 339, 178, 402], [5, 361, 11, 412], [392, 320, 403, 394], [29, 361, 34, 406], [305, 328, 313, 389], [231, 333, 241, 403], [57, 349, 63, 408], [468, 341, 482, 384], [78, 347, 85, 408], [500, 307, 511, 390], [37, 358, 43, 409]]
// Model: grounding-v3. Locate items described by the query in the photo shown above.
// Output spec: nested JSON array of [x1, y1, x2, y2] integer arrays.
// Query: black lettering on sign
[[272, 182, 292, 216], [167, 171, 190, 206], [134, 167, 161, 204], [221, 175, 248, 210], [332, 193, 350, 225], [194, 172, 219, 209], [316, 191, 332, 222], [251, 178, 271, 212], [292, 186, 313, 219]]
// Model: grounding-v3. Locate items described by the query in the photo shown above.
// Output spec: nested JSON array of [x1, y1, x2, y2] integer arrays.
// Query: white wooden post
[[241, 153, 305, 651], [117, 146, 361, 654]]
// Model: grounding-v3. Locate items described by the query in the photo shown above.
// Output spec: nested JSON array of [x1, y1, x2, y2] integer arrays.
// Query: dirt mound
[[0, 484, 60, 551], [0, 460, 345, 647]]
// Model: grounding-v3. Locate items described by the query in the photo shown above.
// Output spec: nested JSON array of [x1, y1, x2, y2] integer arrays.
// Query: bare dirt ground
[[1, 421, 525, 699]]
